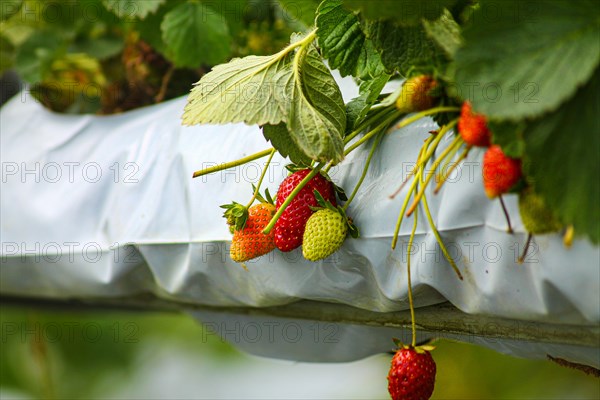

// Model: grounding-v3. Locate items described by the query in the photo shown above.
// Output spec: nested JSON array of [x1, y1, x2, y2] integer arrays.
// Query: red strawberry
[[388, 346, 437, 400], [458, 101, 492, 147], [230, 203, 276, 262], [483, 145, 522, 198], [274, 169, 336, 252]]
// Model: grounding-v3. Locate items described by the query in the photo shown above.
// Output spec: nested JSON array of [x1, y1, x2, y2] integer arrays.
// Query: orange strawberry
[[458, 101, 491, 147], [396, 75, 438, 113], [483, 145, 522, 198], [230, 203, 276, 262]]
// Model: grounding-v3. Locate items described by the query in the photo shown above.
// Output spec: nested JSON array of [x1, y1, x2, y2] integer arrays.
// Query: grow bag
[[1, 80, 598, 368]]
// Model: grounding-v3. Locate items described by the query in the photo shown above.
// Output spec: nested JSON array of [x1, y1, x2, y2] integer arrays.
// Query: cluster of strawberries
[[458, 101, 523, 198], [458, 101, 565, 250], [387, 99, 567, 400], [222, 82, 566, 400], [227, 169, 353, 264]]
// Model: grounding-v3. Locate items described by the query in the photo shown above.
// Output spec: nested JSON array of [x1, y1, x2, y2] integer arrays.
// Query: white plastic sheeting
[[1, 80, 599, 367]]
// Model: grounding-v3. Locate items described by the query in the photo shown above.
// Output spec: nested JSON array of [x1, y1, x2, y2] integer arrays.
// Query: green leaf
[[365, 20, 442, 76], [184, 34, 345, 163], [280, 43, 346, 162], [487, 120, 525, 159], [70, 37, 123, 60], [277, 0, 321, 27], [14, 31, 63, 83], [183, 51, 293, 126], [423, 8, 462, 58], [1, 0, 22, 21], [263, 124, 312, 166], [346, 74, 390, 131], [452, 0, 600, 121], [0, 35, 15, 73], [523, 69, 599, 243], [161, 2, 232, 68], [316, 0, 385, 79], [103, 0, 164, 19], [134, 1, 177, 55], [218, 0, 247, 36], [343, 0, 457, 25]]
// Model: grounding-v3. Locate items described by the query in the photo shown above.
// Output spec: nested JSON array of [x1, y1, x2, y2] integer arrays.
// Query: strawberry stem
[[245, 149, 276, 208], [407, 190, 419, 348], [344, 107, 459, 159], [344, 106, 398, 145], [389, 122, 456, 199], [389, 106, 459, 132], [419, 146, 464, 281], [498, 195, 514, 234], [391, 176, 419, 250], [405, 121, 458, 217], [518, 233, 533, 264], [434, 137, 463, 185], [433, 143, 470, 194], [391, 135, 435, 249], [421, 191, 464, 280], [343, 131, 384, 211], [192, 148, 274, 178], [344, 110, 402, 156], [262, 164, 323, 234]]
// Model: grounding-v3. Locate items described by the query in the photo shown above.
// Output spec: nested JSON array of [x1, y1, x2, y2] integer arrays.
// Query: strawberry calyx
[[312, 190, 359, 239], [221, 187, 274, 233], [391, 338, 436, 353], [220, 202, 248, 233], [252, 185, 274, 206]]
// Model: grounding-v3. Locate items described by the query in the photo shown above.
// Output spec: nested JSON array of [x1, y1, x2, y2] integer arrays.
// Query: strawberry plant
[[184, 0, 599, 395], [186, 0, 599, 249]]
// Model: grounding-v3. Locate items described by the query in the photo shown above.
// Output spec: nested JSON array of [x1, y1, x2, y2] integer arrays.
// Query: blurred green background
[[1, 304, 598, 399]]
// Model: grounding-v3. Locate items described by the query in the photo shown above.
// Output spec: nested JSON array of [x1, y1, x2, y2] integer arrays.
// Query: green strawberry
[[302, 209, 348, 261], [518, 187, 562, 234], [301, 191, 358, 261]]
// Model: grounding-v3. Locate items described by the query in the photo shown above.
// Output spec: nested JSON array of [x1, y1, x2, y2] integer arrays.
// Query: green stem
[[345, 107, 459, 158], [391, 176, 419, 250], [344, 110, 402, 156], [433, 145, 470, 194], [406, 121, 458, 216], [281, 29, 317, 55], [435, 137, 463, 186], [391, 106, 459, 131], [344, 106, 398, 145], [343, 131, 384, 211], [414, 119, 457, 171], [420, 164, 464, 280], [262, 164, 323, 234], [391, 136, 435, 249], [245, 149, 276, 208], [389, 130, 447, 200], [192, 148, 273, 178], [407, 188, 419, 348]]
